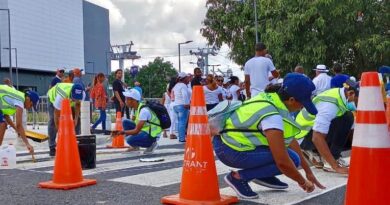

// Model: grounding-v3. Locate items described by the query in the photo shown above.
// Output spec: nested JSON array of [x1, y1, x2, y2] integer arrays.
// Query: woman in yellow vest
[[214, 73, 325, 199], [297, 80, 358, 174], [47, 83, 85, 156], [0, 85, 39, 154], [112, 89, 161, 154]]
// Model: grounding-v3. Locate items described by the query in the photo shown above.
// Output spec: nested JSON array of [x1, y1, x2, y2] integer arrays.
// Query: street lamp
[[0, 9, 13, 79], [86, 61, 95, 75], [105, 51, 112, 75], [3, 47, 17, 89], [178, 40, 193, 72]]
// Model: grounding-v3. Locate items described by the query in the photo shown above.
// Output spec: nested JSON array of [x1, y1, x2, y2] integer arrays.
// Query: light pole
[[0, 9, 12, 79], [178, 40, 193, 72], [86, 61, 95, 75], [3, 47, 17, 89], [105, 51, 112, 75]]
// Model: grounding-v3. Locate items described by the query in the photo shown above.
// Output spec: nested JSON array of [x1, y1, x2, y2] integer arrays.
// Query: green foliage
[[201, 0, 389, 77], [109, 57, 177, 98]]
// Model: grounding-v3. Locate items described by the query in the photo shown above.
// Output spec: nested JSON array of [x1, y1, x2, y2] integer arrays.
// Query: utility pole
[[111, 41, 141, 82], [207, 64, 221, 75], [189, 47, 218, 75], [178, 40, 193, 72]]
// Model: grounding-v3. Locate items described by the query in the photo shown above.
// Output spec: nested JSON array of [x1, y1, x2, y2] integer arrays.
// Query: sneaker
[[252, 176, 288, 189], [169, 134, 177, 139], [224, 172, 259, 199], [49, 148, 56, 157], [323, 161, 336, 172], [337, 158, 349, 167], [143, 142, 158, 154], [302, 150, 324, 168]]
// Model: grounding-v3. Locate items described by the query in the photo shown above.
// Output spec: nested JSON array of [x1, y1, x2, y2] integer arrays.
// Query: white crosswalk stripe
[[15, 145, 350, 205]]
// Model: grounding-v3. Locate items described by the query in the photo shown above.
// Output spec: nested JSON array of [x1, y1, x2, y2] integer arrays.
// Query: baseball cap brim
[[301, 99, 318, 115]]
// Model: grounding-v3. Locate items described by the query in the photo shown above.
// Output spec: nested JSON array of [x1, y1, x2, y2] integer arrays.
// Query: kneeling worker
[[112, 89, 160, 153], [47, 83, 85, 156], [0, 85, 40, 154], [297, 80, 358, 174], [214, 73, 325, 199]]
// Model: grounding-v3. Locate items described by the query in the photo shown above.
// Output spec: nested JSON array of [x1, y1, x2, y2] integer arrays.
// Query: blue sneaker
[[252, 176, 288, 189], [224, 172, 259, 199]]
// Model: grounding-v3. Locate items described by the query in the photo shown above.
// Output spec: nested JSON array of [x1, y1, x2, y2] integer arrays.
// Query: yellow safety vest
[[0, 85, 25, 115], [221, 93, 301, 152], [135, 103, 162, 138], [295, 88, 348, 139], [47, 83, 74, 106]]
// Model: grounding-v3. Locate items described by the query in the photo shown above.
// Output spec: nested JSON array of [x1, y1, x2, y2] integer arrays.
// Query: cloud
[[87, 0, 243, 79], [85, 0, 126, 30]]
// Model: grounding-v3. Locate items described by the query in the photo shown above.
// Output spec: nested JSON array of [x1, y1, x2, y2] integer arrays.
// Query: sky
[[86, 0, 244, 79]]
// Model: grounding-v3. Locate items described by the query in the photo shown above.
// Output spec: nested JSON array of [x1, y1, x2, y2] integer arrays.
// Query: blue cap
[[71, 83, 84, 100], [25, 90, 39, 111], [379, 66, 390, 74], [283, 73, 317, 115]]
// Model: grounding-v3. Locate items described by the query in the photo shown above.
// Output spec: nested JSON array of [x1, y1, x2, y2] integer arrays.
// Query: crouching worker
[[214, 73, 325, 199], [0, 85, 40, 154], [112, 89, 160, 154]]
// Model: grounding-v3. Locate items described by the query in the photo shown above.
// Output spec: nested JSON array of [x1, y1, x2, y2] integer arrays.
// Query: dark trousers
[[300, 111, 354, 159], [115, 102, 130, 119]]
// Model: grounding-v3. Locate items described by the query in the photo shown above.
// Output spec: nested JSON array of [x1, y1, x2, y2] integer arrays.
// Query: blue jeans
[[173, 105, 189, 141], [122, 119, 156, 148], [92, 108, 106, 130], [213, 136, 300, 181]]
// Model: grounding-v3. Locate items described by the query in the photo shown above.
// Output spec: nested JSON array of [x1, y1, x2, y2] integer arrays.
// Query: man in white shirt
[[312, 65, 332, 96], [296, 80, 358, 174], [244, 43, 279, 99]]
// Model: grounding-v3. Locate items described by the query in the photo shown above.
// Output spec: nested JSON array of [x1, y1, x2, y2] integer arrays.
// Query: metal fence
[[27, 96, 162, 126]]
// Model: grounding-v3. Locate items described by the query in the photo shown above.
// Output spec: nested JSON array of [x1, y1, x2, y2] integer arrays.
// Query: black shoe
[[49, 148, 56, 157], [103, 130, 111, 135], [252, 176, 288, 189]]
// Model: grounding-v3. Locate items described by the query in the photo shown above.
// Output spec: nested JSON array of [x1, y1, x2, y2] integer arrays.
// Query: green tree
[[133, 57, 178, 98], [201, 0, 389, 77]]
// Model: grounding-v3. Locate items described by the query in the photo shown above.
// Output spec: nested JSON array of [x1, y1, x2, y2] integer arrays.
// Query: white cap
[[178, 72, 189, 79], [313, 64, 329, 72], [123, 89, 141, 101], [223, 78, 230, 84]]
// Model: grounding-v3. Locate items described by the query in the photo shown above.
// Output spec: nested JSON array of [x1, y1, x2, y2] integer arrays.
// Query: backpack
[[207, 100, 243, 135], [141, 101, 171, 129]]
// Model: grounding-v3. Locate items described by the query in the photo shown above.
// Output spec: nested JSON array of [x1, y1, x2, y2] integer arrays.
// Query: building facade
[[0, 0, 110, 95]]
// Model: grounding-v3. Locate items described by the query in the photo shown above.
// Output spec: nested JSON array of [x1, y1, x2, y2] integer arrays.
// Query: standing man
[[330, 63, 349, 88], [112, 69, 129, 118], [0, 85, 39, 154], [244, 43, 279, 99], [50, 68, 65, 89], [47, 83, 85, 156], [72, 68, 86, 134], [297, 80, 358, 173], [294, 65, 305, 75], [191, 67, 203, 88], [312, 64, 332, 96]]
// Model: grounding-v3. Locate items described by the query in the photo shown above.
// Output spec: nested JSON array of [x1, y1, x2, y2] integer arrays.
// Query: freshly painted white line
[[109, 160, 231, 187]]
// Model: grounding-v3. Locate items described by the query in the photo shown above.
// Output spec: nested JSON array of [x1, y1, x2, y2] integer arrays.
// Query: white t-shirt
[[138, 107, 152, 122], [172, 82, 190, 105], [313, 88, 347, 134], [53, 92, 86, 110], [258, 115, 284, 132], [203, 86, 223, 104], [244, 56, 276, 96], [312, 73, 332, 96], [3, 96, 24, 110], [163, 92, 171, 107], [229, 84, 240, 101]]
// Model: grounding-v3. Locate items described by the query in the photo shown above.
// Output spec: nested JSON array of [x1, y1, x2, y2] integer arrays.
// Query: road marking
[[109, 160, 231, 187]]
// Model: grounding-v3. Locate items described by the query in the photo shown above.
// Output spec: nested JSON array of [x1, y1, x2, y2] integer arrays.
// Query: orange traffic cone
[[39, 99, 96, 190], [161, 86, 238, 205], [345, 72, 390, 204], [107, 112, 128, 148]]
